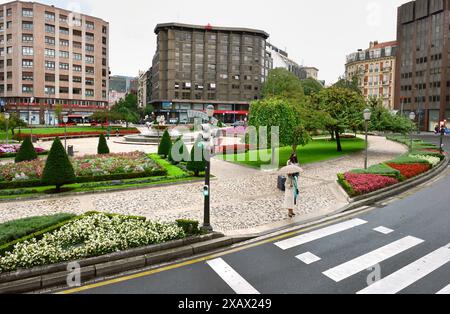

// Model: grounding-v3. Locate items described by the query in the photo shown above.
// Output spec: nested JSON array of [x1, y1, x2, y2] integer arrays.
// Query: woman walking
[[284, 174, 299, 218]]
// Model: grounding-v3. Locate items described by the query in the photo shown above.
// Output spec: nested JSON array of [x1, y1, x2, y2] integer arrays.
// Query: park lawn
[[219, 138, 366, 168]]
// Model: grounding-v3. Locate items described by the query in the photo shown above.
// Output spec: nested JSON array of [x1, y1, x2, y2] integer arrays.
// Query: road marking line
[[323, 236, 425, 283], [206, 258, 259, 295], [275, 219, 368, 250], [358, 244, 450, 294], [437, 284, 450, 294], [296, 252, 321, 265], [373, 226, 394, 235]]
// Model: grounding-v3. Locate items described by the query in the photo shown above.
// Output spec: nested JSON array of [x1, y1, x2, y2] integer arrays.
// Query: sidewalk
[[0, 136, 407, 235]]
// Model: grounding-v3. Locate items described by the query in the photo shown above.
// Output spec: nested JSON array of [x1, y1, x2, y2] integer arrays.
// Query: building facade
[[299, 67, 319, 80], [346, 41, 397, 110], [0, 1, 109, 125], [137, 69, 148, 108], [395, 0, 450, 131], [150, 23, 272, 123]]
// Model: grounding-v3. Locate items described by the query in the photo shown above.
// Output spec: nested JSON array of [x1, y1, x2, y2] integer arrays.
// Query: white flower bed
[[410, 155, 441, 167], [0, 214, 185, 273]]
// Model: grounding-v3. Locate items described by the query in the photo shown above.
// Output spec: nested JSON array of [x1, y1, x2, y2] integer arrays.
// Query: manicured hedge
[[388, 156, 430, 165], [351, 163, 402, 180], [0, 152, 48, 160], [0, 213, 76, 247]]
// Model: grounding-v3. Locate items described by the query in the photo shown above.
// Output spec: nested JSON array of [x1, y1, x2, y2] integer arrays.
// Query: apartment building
[[395, 0, 450, 131], [345, 41, 397, 110], [0, 1, 109, 125], [150, 23, 272, 123]]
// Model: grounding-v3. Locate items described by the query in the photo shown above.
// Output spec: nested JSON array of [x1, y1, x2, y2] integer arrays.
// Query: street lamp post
[[4, 112, 10, 145], [363, 109, 372, 170], [440, 121, 445, 154], [29, 97, 34, 140], [409, 112, 416, 152], [202, 105, 215, 232], [63, 116, 69, 151]]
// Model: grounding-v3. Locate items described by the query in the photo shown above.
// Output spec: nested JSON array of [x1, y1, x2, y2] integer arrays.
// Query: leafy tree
[[41, 137, 76, 192], [262, 68, 305, 100], [97, 133, 110, 155], [309, 87, 366, 152], [158, 130, 172, 158], [301, 78, 324, 96], [187, 136, 207, 177], [249, 97, 311, 154], [15, 136, 38, 163], [111, 93, 140, 127], [333, 76, 362, 95], [54, 105, 63, 125], [366, 97, 413, 134], [0, 113, 27, 136], [169, 137, 190, 164]]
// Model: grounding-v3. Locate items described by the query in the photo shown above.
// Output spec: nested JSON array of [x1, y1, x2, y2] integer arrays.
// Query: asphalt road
[[61, 136, 450, 295]]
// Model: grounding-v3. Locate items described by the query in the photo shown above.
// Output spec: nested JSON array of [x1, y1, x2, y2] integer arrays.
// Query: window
[[59, 63, 69, 70], [45, 74, 55, 82], [73, 65, 82, 72], [45, 61, 55, 70], [86, 33, 94, 42], [86, 78, 94, 85], [60, 39, 69, 47], [22, 85, 33, 93], [45, 12, 55, 21], [6, 9, 12, 17], [86, 55, 94, 64], [86, 66, 94, 74], [60, 75, 69, 82], [45, 24, 55, 33], [59, 15, 68, 23], [73, 30, 82, 37], [22, 8, 33, 17], [86, 21, 95, 30], [86, 44, 94, 52], [22, 34, 33, 43], [73, 41, 82, 49], [73, 53, 82, 61], [45, 86, 56, 95], [45, 36, 55, 45], [45, 49, 55, 58], [60, 27, 69, 35], [22, 47, 34, 56], [72, 18, 82, 27], [22, 22, 33, 31], [73, 76, 82, 83], [6, 47, 12, 54], [59, 51, 69, 58], [6, 21, 11, 29], [60, 87, 69, 94], [22, 60, 33, 68]]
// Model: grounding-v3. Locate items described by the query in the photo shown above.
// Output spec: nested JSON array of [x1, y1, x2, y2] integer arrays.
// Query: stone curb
[[0, 232, 240, 294]]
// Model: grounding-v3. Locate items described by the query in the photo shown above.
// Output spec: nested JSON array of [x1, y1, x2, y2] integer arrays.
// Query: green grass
[[0, 213, 76, 246], [218, 138, 366, 168]]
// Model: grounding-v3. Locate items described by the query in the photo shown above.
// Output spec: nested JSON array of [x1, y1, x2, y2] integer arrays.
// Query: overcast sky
[[41, 0, 407, 84]]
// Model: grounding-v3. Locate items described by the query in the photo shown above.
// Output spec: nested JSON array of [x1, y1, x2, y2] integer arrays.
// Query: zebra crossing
[[206, 218, 450, 294]]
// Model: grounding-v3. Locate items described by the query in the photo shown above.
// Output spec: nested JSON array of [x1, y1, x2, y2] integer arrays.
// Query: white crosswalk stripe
[[373, 227, 394, 235], [296, 252, 321, 265], [358, 244, 450, 294], [275, 219, 368, 250], [437, 284, 450, 294], [207, 258, 260, 295], [323, 236, 424, 282]]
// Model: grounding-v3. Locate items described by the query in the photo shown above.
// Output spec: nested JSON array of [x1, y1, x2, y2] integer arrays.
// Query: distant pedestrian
[[284, 174, 299, 218]]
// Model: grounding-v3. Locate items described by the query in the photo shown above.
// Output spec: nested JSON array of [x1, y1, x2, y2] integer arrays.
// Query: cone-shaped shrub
[[158, 130, 172, 158], [41, 137, 76, 191], [15, 136, 38, 163], [169, 137, 190, 164], [187, 136, 207, 177], [97, 133, 110, 155]]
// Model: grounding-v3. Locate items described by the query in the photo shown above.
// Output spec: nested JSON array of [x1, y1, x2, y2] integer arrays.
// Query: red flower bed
[[344, 173, 399, 195], [386, 163, 431, 179], [17, 129, 139, 139], [215, 144, 250, 154]]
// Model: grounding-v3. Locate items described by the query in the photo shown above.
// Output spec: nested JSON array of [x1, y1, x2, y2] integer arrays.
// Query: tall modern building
[[150, 23, 272, 123], [0, 1, 109, 124], [395, 0, 450, 131], [346, 41, 397, 109]]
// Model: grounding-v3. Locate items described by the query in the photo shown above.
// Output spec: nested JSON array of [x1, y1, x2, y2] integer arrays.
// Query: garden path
[[0, 136, 407, 235]]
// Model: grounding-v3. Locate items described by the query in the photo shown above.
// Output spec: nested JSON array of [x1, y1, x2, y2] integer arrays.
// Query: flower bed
[[0, 213, 186, 273], [0, 152, 162, 183], [410, 155, 441, 167], [16, 129, 140, 140], [386, 163, 431, 179], [0, 145, 46, 157], [339, 173, 399, 197]]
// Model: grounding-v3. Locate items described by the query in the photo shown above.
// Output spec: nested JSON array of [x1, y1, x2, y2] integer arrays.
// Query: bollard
[[67, 145, 74, 157]]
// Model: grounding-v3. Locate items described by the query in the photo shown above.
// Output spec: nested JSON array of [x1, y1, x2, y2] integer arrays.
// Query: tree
[[0, 113, 27, 136], [309, 87, 366, 152], [169, 137, 190, 164], [301, 78, 324, 96], [15, 136, 38, 163], [54, 105, 63, 125], [262, 68, 305, 100], [249, 97, 311, 154], [97, 133, 110, 155], [366, 97, 413, 134], [110, 93, 140, 127], [187, 136, 207, 177], [41, 137, 76, 192], [333, 76, 362, 95], [158, 130, 172, 158]]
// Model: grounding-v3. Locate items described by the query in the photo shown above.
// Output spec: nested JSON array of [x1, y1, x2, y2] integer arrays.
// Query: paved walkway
[[0, 136, 407, 235]]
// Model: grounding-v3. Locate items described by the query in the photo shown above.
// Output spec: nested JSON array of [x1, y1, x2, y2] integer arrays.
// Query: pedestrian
[[284, 174, 299, 218], [288, 153, 300, 203], [435, 125, 440, 135]]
